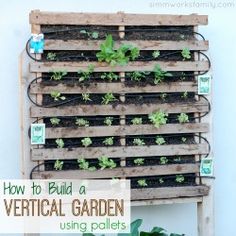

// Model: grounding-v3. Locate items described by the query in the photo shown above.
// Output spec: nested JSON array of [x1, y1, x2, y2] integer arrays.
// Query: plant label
[[198, 75, 211, 95], [200, 157, 213, 176], [30, 34, 45, 54], [31, 123, 45, 145]]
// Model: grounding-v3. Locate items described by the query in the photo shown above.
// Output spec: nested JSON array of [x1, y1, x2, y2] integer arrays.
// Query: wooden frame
[[19, 11, 214, 236]]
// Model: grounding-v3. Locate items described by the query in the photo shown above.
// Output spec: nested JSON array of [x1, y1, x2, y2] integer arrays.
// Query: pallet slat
[[30, 11, 208, 26], [31, 143, 208, 161], [46, 123, 209, 139], [30, 61, 209, 73], [30, 81, 197, 94], [44, 40, 209, 51], [30, 99, 209, 117]]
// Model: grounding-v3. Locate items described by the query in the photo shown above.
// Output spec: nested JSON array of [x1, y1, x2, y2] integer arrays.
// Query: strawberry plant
[[181, 47, 191, 60], [50, 70, 67, 81], [77, 158, 96, 171], [80, 30, 99, 39], [102, 93, 117, 105], [82, 93, 92, 102], [127, 71, 148, 82], [101, 72, 119, 82], [133, 138, 145, 146], [98, 156, 116, 169], [149, 111, 168, 128], [81, 137, 92, 147], [55, 138, 64, 148], [153, 64, 172, 84], [177, 113, 189, 123], [160, 156, 168, 165], [152, 50, 160, 58], [54, 159, 63, 171], [104, 117, 114, 126], [50, 117, 60, 126], [47, 52, 57, 61], [134, 158, 145, 166], [160, 93, 168, 101], [131, 117, 143, 125], [176, 174, 185, 183], [75, 118, 89, 127], [77, 64, 94, 82], [155, 136, 166, 145], [50, 91, 66, 101], [137, 179, 148, 187], [103, 137, 114, 146], [181, 91, 188, 99]]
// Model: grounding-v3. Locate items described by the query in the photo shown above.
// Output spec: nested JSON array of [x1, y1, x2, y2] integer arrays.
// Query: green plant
[[160, 156, 168, 165], [75, 118, 89, 127], [47, 52, 57, 61], [50, 117, 60, 126], [102, 93, 117, 105], [149, 111, 168, 128], [180, 72, 186, 81], [82, 93, 92, 102], [50, 91, 66, 101], [54, 159, 63, 171], [81, 137, 92, 147], [181, 137, 187, 143], [133, 138, 145, 146], [177, 113, 189, 123], [134, 158, 145, 166], [103, 137, 114, 146], [50, 70, 67, 81], [158, 177, 164, 184], [155, 136, 166, 145], [160, 93, 168, 101], [104, 117, 114, 126], [181, 91, 188, 99], [131, 117, 143, 125], [101, 72, 119, 82], [153, 64, 172, 84], [80, 29, 99, 39], [77, 64, 94, 82], [175, 174, 185, 183], [137, 179, 148, 187], [77, 158, 96, 171], [98, 156, 116, 169], [181, 47, 191, 60], [96, 34, 139, 66], [128, 71, 148, 82], [173, 156, 181, 162], [55, 138, 64, 148], [152, 50, 160, 58]]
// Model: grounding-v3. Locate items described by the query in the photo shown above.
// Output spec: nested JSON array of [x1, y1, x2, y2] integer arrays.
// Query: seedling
[[50, 70, 67, 81], [47, 52, 57, 61], [181, 137, 187, 143], [80, 29, 99, 39], [155, 136, 166, 145], [104, 117, 114, 126], [102, 93, 118, 105], [78, 64, 94, 82], [103, 137, 114, 146], [137, 179, 148, 187], [175, 174, 185, 183], [134, 158, 145, 166], [180, 72, 186, 81], [77, 158, 96, 171], [98, 156, 117, 169], [50, 91, 66, 101], [82, 93, 92, 102], [177, 113, 189, 123], [173, 156, 181, 162], [160, 156, 168, 165], [131, 117, 143, 125], [81, 137, 92, 147], [158, 177, 164, 184], [181, 91, 188, 99], [180, 34, 185, 40], [50, 117, 60, 126], [55, 138, 64, 148], [160, 93, 168, 101], [101, 72, 119, 82], [75, 118, 89, 127], [149, 111, 168, 128], [127, 71, 147, 82], [181, 48, 191, 60], [133, 138, 145, 146], [153, 64, 172, 84], [152, 50, 160, 58], [54, 159, 63, 171]]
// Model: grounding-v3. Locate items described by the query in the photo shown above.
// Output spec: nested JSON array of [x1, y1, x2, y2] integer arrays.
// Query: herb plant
[[77, 64, 94, 82], [155, 136, 166, 145], [133, 138, 145, 146], [134, 158, 145, 166], [47, 52, 57, 61], [55, 138, 64, 148], [153, 64, 172, 84], [75, 118, 89, 127], [98, 156, 116, 169], [137, 179, 148, 187], [50, 70, 67, 81], [81, 137, 92, 147], [160, 156, 168, 165], [131, 117, 143, 125], [149, 111, 168, 128], [50, 91, 66, 101], [104, 117, 114, 126], [101, 72, 119, 82], [152, 50, 160, 58], [176, 174, 185, 183], [54, 159, 63, 171], [181, 48, 191, 60], [177, 113, 189, 123], [102, 93, 117, 105], [82, 93, 92, 102], [103, 137, 114, 146], [50, 117, 60, 126]]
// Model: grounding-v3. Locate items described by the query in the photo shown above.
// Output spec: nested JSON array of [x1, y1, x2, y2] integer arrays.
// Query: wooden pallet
[[19, 11, 213, 236]]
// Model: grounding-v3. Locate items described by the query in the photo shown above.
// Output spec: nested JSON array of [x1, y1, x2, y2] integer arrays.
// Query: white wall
[[0, 0, 236, 235]]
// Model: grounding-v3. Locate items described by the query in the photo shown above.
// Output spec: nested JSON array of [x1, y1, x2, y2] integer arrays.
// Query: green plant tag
[[198, 75, 211, 95], [200, 157, 213, 176], [31, 123, 45, 145]]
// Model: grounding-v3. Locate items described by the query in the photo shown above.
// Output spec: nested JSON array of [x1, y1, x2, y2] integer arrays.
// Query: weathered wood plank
[[31, 143, 208, 161], [30, 81, 197, 94], [44, 40, 209, 51], [131, 186, 209, 200], [30, 99, 209, 117], [30, 11, 208, 26], [31, 163, 199, 179], [30, 61, 209, 73], [46, 123, 209, 139]]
